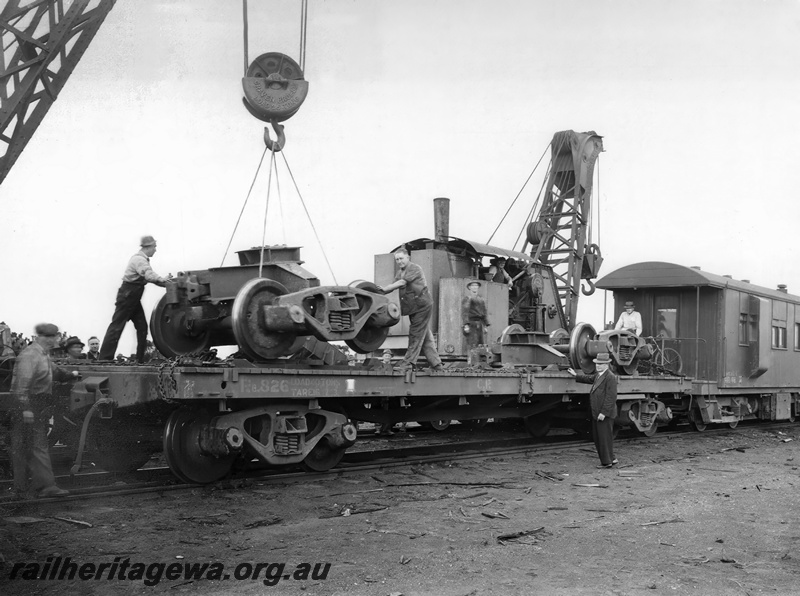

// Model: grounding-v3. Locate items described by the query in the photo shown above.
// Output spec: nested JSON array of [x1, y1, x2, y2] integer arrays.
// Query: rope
[[486, 142, 550, 245], [259, 150, 278, 278], [220, 145, 269, 267], [279, 150, 338, 285]]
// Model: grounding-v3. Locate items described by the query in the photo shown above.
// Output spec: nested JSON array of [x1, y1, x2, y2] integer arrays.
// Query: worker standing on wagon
[[614, 301, 642, 336], [486, 257, 513, 284], [99, 236, 171, 363], [377, 248, 443, 372], [462, 280, 489, 349], [10, 323, 79, 498], [568, 352, 619, 468]]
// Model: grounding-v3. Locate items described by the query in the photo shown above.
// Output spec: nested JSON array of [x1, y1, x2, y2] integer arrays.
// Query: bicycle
[[638, 335, 683, 375]]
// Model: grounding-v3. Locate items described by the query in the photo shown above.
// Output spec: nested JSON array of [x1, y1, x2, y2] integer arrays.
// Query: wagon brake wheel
[[150, 295, 213, 357], [302, 437, 346, 472], [344, 280, 391, 354], [163, 408, 236, 484], [232, 278, 298, 361]]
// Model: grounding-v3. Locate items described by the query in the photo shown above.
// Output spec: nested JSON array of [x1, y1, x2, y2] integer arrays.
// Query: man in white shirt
[[615, 301, 642, 336], [99, 236, 171, 363]]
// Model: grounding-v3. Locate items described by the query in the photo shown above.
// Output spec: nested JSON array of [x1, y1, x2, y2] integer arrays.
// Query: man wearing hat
[[10, 323, 79, 498], [64, 336, 86, 361], [615, 301, 642, 336], [487, 257, 512, 284], [568, 352, 619, 468], [99, 236, 171, 363], [461, 280, 490, 349]]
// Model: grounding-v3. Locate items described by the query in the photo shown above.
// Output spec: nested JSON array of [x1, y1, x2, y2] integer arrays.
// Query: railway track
[[5, 419, 788, 506]]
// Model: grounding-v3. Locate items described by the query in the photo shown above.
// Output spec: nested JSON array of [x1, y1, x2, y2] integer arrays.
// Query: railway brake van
[[596, 261, 800, 429]]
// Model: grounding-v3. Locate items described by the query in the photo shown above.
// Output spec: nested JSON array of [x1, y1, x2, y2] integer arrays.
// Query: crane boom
[[524, 130, 604, 329], [0, 0, 117, 187]]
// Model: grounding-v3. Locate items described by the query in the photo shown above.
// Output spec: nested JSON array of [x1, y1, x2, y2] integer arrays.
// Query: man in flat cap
[[10, 323, 79, 498], [99, 236, 171, 363]]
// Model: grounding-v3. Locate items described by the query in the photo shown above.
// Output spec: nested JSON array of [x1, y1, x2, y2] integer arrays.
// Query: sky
[[2, 0, 800, 353]]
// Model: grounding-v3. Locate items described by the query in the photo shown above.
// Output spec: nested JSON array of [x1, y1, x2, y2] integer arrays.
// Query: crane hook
[[264, 120, 285, 152], [581, 279, 596, 296]]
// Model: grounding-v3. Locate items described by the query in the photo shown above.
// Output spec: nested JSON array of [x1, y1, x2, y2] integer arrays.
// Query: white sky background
[[1, 0, 799, 351]]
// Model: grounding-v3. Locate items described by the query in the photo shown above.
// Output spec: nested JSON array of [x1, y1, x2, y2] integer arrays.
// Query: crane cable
[[280, 150, 338, 285], [486, 142, 550, 246], [299, 0, 308, 72], [243, 0, 309, 73], [221, 146, 270, 267], [258, 151, 278, 278]]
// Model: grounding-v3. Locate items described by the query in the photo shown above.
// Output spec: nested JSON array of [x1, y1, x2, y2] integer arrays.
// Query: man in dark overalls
[[99, 236, 170, 363], [378, 247, 443, 372], [462, 280, 489, 349]]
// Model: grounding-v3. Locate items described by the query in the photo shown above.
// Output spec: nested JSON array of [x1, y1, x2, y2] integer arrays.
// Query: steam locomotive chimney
[[433, 197, 450, 242]]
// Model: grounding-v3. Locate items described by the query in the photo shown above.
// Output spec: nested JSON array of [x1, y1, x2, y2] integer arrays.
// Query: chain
[[156, 349, 228, 402], [157, 359, 179, 402]]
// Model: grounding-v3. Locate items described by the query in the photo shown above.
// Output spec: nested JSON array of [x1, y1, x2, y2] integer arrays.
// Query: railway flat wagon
[[597, 261, 800, 429]]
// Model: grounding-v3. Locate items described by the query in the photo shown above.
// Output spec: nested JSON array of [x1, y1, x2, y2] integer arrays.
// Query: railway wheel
[[523, 414, 551, 439], [728, 420, 739, 429], [150, 295, 213, 358], [302, 437, 346, 472], [688, 411, 707, 432], [163, 408, 236, 484], [642, 424, 658, 437], [569, 322, 597, 374], [345, 280, 392, 354], [419, 419, 451, 431], [232, 278, 297, 361]]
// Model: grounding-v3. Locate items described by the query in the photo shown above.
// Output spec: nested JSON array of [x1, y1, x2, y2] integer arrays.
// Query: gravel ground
[[2, 423, 800, 595]]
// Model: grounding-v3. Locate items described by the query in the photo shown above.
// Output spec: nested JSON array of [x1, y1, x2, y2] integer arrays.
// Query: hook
[[581, 279, 596, 296], [264, 120, 285, 152]]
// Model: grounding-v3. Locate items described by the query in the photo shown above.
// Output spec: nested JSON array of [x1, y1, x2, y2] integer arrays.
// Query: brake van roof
[[596, 261, 800, 303]]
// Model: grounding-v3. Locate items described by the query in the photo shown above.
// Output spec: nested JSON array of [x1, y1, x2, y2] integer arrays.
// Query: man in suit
[[569, 352, 619, 468]]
